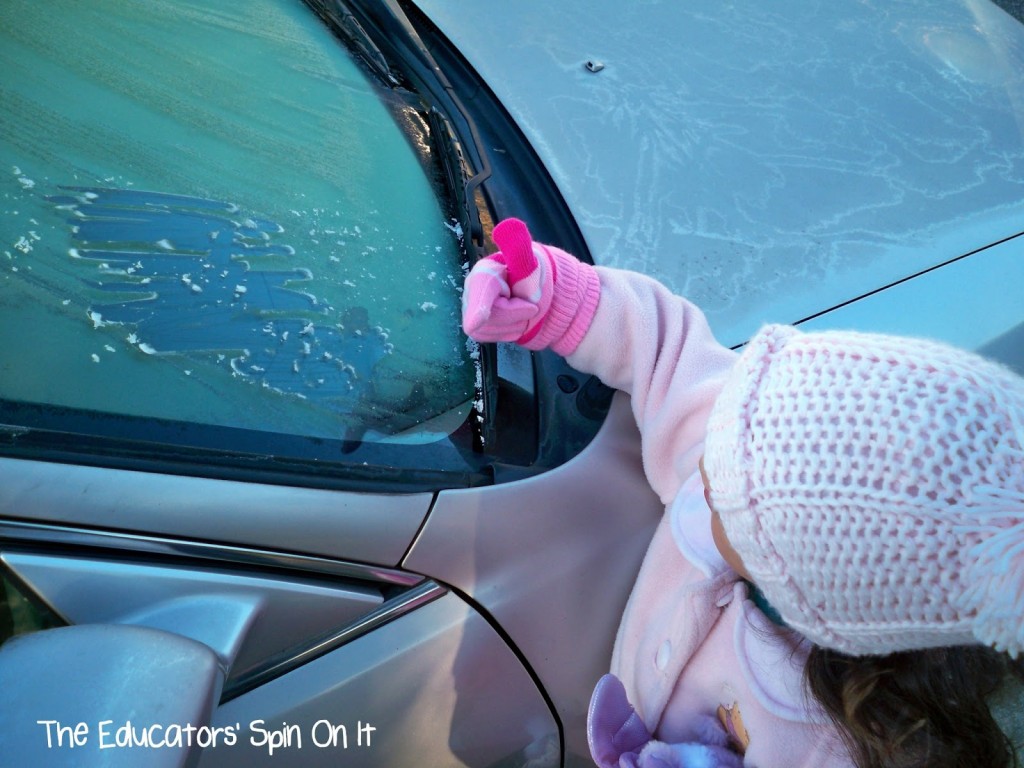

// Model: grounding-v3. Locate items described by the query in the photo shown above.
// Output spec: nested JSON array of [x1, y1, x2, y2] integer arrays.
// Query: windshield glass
[[0, 0, 473, 445]]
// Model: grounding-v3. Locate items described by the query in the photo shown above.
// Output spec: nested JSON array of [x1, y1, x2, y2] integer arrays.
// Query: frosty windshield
[[0, 0, 474, 447]]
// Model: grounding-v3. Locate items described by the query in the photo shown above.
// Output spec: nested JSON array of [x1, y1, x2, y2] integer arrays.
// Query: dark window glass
[[0, 567, 64, 644]]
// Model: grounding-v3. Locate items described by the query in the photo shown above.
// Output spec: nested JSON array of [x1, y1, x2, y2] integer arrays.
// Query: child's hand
[[461, 218, 600, 355], [461, 217, 548, 345]]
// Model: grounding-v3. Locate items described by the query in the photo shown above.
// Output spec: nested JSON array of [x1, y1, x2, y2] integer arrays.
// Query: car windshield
[[0, 0, 474, 446]]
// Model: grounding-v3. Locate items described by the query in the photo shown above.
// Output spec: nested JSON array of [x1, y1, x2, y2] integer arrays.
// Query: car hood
[[414, 0, 1024, 346]]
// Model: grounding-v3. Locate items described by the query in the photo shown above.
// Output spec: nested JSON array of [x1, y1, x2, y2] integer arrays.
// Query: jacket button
[[655, 640, 671, 671]]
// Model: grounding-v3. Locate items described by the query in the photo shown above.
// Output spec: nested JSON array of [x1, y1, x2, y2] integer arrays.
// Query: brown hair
[[804, 644, 1021, 768]]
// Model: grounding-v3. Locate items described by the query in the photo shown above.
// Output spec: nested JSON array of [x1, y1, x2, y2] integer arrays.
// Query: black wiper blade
[[305, 0, 398, 86], [377, 0, 490, 246], [316, 0, 491, 247]]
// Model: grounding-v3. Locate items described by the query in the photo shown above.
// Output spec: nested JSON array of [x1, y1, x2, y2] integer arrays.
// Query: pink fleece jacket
[[567, 268, 852, 767]]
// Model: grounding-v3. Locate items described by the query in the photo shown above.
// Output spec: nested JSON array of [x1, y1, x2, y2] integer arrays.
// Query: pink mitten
[[461, 218, 600, 356]]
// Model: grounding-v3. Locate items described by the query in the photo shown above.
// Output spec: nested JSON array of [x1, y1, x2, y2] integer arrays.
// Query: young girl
[[462, 218, 1024, 768]]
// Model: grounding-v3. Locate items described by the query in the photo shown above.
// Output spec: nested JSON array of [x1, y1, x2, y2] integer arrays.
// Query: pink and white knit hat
[[703, 324, 1024, 657]]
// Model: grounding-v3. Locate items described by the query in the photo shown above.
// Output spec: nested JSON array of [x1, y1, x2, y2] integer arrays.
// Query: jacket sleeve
[[566, 267, 738, 504]]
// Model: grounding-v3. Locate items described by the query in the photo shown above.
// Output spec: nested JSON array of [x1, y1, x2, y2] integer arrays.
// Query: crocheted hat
[[703, 324, 1024, 657]]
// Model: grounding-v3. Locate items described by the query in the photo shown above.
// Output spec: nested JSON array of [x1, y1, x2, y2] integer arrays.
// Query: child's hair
[[804, 643, 1022, 768]]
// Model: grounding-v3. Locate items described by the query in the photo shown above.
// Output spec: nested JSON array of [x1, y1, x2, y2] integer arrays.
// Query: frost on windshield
[[0, 0, 474, 445], [55, 187, 389, 402]]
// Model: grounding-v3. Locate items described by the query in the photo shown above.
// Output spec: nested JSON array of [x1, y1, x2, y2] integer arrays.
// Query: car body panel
[[412, 0, 1024, 346], [0, 392, 659, 767], [404, 393, 663, 763], [800, 233, 1024, 372], [199, 591, 560, 768], [0, 457, 431, 567]]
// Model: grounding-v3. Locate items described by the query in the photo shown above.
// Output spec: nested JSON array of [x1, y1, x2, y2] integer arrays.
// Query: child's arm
[[463, 218, 737, 502], [568, 266, 737, 503]]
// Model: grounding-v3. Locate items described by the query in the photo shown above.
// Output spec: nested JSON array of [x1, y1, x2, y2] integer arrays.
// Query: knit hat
[[703, 324, 1024, 657]]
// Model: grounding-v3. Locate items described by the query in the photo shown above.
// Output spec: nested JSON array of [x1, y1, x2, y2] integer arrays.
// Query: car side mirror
[[0, 624, 223, 768]]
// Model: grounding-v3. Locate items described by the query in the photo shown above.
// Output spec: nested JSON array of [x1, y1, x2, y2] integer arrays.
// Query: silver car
[[1, 1, 1023, 766]]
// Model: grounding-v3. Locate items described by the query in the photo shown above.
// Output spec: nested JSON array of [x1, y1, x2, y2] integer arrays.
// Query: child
[[463, 218, 1024, 768]]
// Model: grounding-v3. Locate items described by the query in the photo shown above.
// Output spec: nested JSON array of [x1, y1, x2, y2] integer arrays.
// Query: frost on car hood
[[415, 0, 1024, 346]]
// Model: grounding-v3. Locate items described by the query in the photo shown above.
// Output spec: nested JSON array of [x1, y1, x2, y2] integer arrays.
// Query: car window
[[0, 0, 473, 450], [0, 567, 63, 644]]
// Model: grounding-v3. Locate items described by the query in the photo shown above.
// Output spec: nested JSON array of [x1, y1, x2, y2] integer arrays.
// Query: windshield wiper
[[306, 0, 491, 248], [303, 0, 397, 86], [374, 0, 491, 247]]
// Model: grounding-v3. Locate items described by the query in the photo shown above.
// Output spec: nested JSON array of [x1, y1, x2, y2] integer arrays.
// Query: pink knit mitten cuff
[[535, 245, 601, 356]]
